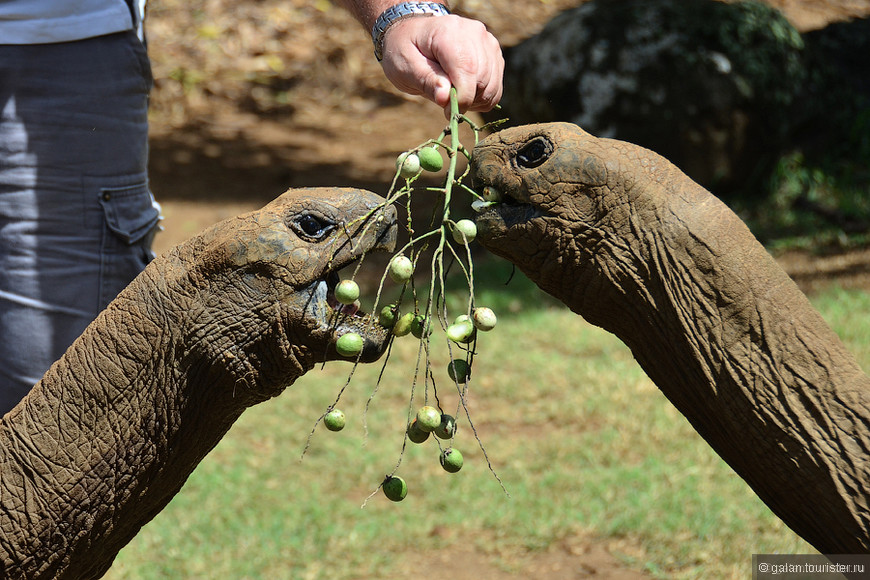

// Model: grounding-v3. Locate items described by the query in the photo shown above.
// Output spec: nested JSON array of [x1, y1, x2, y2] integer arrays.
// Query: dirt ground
[[144, 1, 870, 577]]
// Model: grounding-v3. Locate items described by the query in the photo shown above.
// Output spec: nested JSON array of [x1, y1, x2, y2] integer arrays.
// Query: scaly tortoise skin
[[0, 187, 396, 579], [471, 122, 870, 554]]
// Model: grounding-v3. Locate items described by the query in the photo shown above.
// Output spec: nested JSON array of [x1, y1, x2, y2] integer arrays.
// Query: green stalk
[[330, 86, 509, 500], [441, 86, 462, 222]]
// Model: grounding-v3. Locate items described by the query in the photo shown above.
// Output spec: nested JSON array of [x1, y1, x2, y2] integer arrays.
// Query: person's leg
[[0, 31, 161, 412]]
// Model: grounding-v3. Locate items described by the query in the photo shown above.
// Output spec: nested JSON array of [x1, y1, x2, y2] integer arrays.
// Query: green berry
[[452, 219, 477, 244], [378, 305, 398, 328], [440, 448, 464, 473], [410, 314, 432, 339], [335, 332, 363, 357], [417, 146, 444, 172], [472, 307, 497, 331], [416, 406, 441, 432], [324, 409, 346, 432], [407, 419, 430, 444], [434, 414, 456, 440], [382, 475, 408, 502], [335, 279, 360, 305], [388, 255, 413, 283], [482, 185, 502, 202], [447, 359, 470, 382], [392, 312, 415, 337], [396, 152, 420, 179], [446, 319, 475, 344]]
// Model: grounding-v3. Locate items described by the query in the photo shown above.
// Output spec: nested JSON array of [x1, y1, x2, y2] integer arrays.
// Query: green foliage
[[734, 149, 870, 250], [715, 1, 806, 110], [727, 12, 870, 236], [625, 0, 808, 128]]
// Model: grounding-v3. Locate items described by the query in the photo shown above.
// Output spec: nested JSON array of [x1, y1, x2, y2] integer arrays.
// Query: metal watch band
[[372, 2, 450, 61]]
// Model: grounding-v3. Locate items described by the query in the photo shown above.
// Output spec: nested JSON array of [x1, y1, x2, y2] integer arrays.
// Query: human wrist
[[371, 2, 450, 61]]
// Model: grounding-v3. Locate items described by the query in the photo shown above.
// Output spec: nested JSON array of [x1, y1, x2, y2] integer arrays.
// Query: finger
[[468, 46, 504, 112], [379, 20, 444, 100], [447, 67, 478, 114], [478, 35, 505, 110], [432, 74, 452, 109], [386, 55, 453, 109], [427, 20, 503, 113], [427, 27, 480, 112], [468, 28, 504, 111]]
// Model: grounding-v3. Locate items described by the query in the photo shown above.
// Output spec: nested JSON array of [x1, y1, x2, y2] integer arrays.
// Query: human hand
[[379, 14, 503, 115]]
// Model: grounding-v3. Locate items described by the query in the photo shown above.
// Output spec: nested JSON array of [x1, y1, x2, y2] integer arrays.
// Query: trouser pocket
[[97, 179, 162, 309]]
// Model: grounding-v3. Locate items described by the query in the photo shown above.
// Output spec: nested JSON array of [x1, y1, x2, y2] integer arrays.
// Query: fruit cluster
[[319, 404, 464, 502], [318, 88, 507, 503]]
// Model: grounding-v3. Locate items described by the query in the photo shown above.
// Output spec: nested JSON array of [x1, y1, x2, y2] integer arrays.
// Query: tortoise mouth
[[325, 271, 364, 318], [471, 187, 525, 212], [327, 279, 391, 363], [305, 243, 394, 364], [471, 184, 544, 234]]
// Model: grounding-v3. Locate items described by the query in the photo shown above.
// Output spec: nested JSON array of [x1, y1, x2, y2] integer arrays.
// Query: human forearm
[[337, 0, 448, 30]]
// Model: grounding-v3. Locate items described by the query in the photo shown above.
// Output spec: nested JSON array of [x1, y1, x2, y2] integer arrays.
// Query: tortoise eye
[[516, 137, 552, 169], [292, 213, 334, 240]]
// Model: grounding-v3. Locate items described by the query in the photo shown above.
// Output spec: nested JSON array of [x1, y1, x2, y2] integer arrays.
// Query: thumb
[[379, 19, 456, 110], [432, 75, 452, 108], [381, 52, 453, 109]]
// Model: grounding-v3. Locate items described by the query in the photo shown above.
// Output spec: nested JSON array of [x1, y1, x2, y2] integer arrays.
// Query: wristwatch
[[372, 2, 450, 61]]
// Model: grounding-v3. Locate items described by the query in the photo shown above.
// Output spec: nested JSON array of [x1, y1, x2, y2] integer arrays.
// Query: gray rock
[[493, 0, 808, 196]]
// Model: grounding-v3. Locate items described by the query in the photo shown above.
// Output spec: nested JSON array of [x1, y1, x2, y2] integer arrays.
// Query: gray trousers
[[0, 31, 161, 413]]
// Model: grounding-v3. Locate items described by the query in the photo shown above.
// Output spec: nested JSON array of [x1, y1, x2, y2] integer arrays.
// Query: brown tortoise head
[[469, 122, 730, 324], [168, 187, 398, 393], [470, 123, 624, 313]]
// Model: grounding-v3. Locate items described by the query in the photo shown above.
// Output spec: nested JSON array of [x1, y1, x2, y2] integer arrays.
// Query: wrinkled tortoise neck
[[0, 250, 266, 579], [558, 151, 870, 553]]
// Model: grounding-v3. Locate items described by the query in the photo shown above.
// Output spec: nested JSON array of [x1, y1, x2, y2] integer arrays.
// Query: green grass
[[105, 265, 869, 580]]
